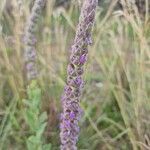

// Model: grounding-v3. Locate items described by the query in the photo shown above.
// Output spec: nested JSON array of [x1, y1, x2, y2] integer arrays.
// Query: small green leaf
[[43, 144, 52, 150], [27, 136, 39, 150], [25, 110, 38, 131], [36, 122, 47, 138], [39, 112, 48, 124]]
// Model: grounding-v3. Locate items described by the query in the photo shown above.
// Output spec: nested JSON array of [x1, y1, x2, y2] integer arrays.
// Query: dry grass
[[0, 0, 150, 149]]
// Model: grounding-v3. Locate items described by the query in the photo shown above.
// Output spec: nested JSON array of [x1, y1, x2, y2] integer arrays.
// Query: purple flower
[[74, 76, 83, 86], [60, 0, 97, 149], [24, 49, 36, 62], [26, 62, 35, 71], [67, 64, 76, 76], [70, 111, 75, 119], [79, 54, 87, 64], [24, 0, 46, 81]]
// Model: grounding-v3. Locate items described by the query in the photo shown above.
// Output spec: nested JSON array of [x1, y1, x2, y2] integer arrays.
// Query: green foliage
[[23, 81, 51, 150]]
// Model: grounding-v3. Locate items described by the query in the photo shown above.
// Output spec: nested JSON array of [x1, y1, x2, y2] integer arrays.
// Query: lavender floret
[[24, 0, 46, 81], [60, 0, 97, 149]]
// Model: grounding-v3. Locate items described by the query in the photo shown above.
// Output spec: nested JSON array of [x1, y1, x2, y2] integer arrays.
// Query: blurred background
[[0, 0, 150, 149]]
